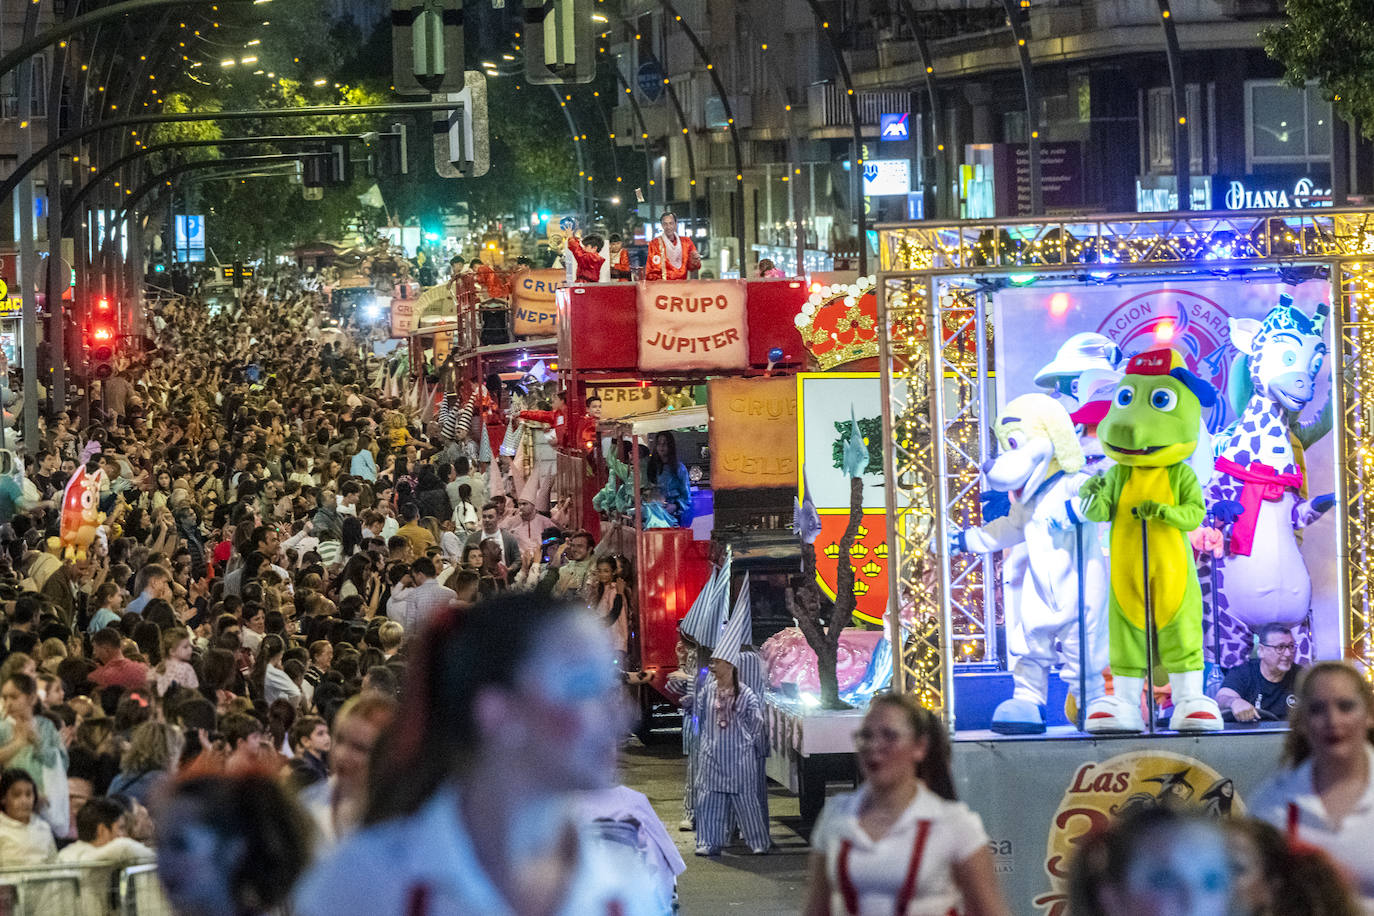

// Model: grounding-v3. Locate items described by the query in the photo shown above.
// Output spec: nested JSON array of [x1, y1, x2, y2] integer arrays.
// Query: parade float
[[870, 208, 1370, 912], [550, 276, 811, 730]]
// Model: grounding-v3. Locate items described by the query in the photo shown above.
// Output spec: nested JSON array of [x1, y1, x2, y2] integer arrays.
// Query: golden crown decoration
[[793, 276, 884, 371]]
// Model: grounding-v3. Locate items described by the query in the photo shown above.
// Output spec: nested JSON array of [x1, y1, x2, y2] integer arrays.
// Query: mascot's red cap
[[1122, 348, 1217, 408], [1124, 348, 1177, 376]]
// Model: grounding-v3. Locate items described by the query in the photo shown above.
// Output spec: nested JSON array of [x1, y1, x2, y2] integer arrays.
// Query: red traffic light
[[92, 326, 113, 342], [94, 297, 112, 313]]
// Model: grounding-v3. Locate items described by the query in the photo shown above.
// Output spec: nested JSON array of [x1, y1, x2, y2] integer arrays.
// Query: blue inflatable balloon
[[768, 347, 784, 362]]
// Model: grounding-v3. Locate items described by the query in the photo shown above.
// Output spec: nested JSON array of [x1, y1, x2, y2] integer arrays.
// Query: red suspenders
[[837, 819, 934, 916], [405, 885, 626, 915]]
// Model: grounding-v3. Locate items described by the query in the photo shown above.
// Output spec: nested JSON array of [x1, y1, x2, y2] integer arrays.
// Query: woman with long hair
[[478, 538, 508, 596], [156, 774, 313, 916], [294, 593, 660, 915], [645, 431, 693, 526], [341, 515, 365, 558], [1249, 660, 1374, 909], [592, 557, 629, 667], [802, 693, 1010, 916], [107, 721, 186, 805]]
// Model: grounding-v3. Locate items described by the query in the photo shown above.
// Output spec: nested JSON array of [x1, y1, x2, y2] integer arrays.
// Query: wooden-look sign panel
[[708, 375, 798, 490]]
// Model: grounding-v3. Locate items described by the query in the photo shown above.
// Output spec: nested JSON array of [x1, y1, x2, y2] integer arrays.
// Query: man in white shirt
[[58, 797, 155, 916], [402, 557, 457, 636]]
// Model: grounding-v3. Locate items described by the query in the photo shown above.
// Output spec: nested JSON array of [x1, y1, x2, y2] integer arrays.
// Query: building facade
[[611, 0, 1368, 274]]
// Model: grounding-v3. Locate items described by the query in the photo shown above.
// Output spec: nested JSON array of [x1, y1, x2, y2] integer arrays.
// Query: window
[[1145, 85, 1203, 174], [1246, 81, 1332, 166]]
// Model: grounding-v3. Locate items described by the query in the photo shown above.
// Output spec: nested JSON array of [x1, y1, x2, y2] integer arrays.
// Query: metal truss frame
[[876, 207, 1374, 729]]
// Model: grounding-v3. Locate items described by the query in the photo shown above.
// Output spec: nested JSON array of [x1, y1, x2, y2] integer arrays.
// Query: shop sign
[[861, 159, 911, 196], [0, 298, 20, 319], [637, 279, 748, 371], [512, 268, 563, 335], [708, 376, 798, 489], [879, 113, 909, 141], [994, 142, 1083, 215], [1219, 175, 1331, 210]]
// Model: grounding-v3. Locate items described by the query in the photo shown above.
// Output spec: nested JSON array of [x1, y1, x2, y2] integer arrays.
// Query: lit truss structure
[[875, 208, 1374, 730]]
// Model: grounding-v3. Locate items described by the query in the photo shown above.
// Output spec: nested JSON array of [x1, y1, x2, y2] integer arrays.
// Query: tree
[[1262, 1, 1374, 132], [787, 416, 871, 710]]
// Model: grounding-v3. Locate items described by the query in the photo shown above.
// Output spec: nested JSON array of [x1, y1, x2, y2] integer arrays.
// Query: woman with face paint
[[293, 593, 662, 915]]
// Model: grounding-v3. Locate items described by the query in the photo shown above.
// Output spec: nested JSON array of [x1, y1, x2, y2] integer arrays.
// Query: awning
[[603, 404, 708, 436]]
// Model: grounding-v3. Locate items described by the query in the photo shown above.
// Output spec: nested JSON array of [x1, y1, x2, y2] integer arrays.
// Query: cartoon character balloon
[[59, 465, 106, 562]]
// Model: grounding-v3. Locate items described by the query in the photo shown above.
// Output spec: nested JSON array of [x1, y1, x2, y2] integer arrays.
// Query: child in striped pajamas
[[691, 652, 770, 856]]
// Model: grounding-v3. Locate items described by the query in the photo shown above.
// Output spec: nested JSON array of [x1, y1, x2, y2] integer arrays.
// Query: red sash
[[1214, 457, 1303, 556]]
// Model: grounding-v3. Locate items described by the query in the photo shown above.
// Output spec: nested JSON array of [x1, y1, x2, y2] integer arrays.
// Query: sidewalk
[[620, 738, 814, 915]]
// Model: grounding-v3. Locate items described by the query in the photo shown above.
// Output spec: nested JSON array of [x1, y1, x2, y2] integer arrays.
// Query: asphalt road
[[620, 737, 815, 915]]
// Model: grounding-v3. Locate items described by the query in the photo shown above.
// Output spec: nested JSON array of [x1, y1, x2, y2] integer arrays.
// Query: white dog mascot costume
[[951, 394, 1109, 734]]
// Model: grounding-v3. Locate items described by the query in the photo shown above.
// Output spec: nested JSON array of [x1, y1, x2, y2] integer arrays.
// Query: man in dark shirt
[[1216, 623, 1301, 722]]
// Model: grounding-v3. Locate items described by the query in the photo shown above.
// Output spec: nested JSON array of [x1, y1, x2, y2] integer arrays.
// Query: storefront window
[[1247, 81, 1332, 165]]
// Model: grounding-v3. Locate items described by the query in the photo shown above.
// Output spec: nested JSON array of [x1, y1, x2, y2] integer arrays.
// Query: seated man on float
[[1214, 623, 1302, 723]]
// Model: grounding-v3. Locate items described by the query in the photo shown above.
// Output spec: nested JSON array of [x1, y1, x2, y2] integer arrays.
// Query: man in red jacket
[[645, 211, 700, 280]]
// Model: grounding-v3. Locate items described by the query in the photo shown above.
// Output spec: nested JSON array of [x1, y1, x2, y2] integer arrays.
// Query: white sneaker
[[1084, 695, 1145, 733], [1168, 671, 1223, 732], [678, 818, 694, 832]]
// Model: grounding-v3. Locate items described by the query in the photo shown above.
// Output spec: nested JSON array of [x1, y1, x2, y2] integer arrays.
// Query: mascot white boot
[[951, 394, 1109, 734]]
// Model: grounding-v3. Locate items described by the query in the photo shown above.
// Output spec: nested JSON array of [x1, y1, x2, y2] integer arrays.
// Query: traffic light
[[368, 124, 410, 178], [392, 0, 464, 95], [87, 296, 116, 379], [523, 0, 595, 84]]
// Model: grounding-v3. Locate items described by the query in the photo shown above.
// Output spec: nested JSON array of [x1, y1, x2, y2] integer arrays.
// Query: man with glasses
[[1215, 623, 1302, 723]]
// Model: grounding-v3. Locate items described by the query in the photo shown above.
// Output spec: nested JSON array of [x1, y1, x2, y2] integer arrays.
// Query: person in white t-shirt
[[294, 593, 662, 916], [803, 694, 1011, 916], [1248, 660, 1374, 913], [58, 797, 155, 916]]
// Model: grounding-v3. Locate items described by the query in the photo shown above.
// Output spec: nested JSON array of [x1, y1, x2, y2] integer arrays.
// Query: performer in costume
[[691, 623, 769, 857], [952, 394, 1108, 734], [721, 577, 770, 824], [644, 211, 701, 281], [1078, 349, 1223, 733]]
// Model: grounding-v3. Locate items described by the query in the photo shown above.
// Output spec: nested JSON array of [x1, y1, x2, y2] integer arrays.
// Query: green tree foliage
[[1262, 0, 1374, 131]]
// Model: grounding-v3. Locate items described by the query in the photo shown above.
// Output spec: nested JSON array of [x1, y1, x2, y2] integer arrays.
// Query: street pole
[[45, 27, 70, 419], [12, 2, 41, 453]]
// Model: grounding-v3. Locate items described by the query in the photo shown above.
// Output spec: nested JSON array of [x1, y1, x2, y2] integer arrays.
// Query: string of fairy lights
[[879, 210, 1374, 717]]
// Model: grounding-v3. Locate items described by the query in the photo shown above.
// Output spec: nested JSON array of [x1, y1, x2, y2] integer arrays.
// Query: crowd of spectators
[[0, 279, 647, 913]]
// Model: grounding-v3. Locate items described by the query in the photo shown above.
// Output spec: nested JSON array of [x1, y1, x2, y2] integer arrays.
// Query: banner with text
[[513, 269, 563, 336], [708, 376, 797, 489], [637, 279, 749, 372], [390, 298, 416, 338]]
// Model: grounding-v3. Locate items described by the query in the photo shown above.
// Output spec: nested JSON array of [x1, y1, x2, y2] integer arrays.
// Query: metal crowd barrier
[[0, 862, 172, 916]]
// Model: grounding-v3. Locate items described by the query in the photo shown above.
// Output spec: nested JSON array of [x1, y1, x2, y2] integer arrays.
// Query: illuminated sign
[[1221, 176, 1332, 210], [879, 113, 909, 141], [862, 159, 911, 197]]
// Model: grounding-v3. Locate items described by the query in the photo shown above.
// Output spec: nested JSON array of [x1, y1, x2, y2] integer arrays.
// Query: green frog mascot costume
[[1078, 348, 1222, 733]]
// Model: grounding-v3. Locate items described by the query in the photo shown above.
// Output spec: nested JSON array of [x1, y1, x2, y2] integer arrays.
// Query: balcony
[[807, 84, 911, 130]]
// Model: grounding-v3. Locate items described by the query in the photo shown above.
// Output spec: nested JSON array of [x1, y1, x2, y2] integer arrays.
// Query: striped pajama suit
[[694, 680, 770, 853], [736, 650, 771, 818]]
